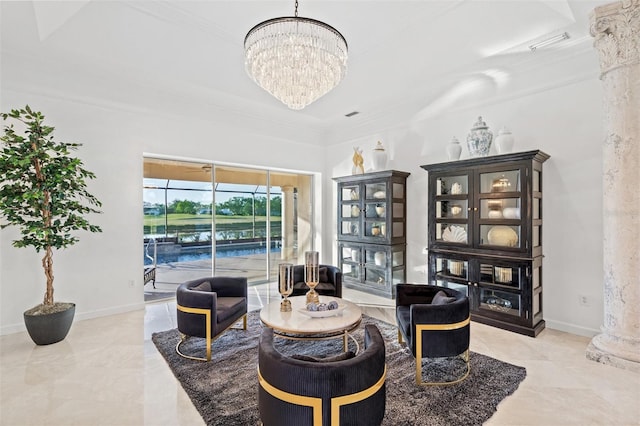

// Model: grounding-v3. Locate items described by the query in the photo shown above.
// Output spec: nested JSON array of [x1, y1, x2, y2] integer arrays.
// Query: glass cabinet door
[[477, 167, 525, 250], [339, 184, 361, 239], [339, 243, 362, 282], [478, 262, 523, 289], [431, 253, 470, 297], [479, 288, 521, 317], [475, 258, 529, 320], [364, 246, 387, 287], [433, 173, 471, 246], [364, 181, 388, 241]]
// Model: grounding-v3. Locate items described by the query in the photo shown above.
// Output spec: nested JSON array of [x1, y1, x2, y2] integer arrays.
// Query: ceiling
[[1, 1, 606, 145], [143, 157, 309, 185]]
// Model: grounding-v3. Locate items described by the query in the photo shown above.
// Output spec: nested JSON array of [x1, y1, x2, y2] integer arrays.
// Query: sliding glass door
[[143, 159, 214, 299], [143, 157, 314, 301]]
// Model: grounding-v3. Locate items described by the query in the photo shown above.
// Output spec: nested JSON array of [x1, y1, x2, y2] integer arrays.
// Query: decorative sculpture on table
[[352, 147, 364, 175], [278, 263, 294, 312], [304, 251, 320, 304]]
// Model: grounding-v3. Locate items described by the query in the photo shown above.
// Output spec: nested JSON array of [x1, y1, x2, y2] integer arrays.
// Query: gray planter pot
[[23, 303, 76, 345]]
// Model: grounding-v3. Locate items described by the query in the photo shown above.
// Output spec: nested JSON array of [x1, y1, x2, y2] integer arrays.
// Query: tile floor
[[1, 286, 639, 425]]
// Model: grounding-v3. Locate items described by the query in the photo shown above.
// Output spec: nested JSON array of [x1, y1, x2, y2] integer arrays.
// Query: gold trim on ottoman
[[258, 365, 386, 426], [176, 304, 246, 362], [414, 316, 470, 385]]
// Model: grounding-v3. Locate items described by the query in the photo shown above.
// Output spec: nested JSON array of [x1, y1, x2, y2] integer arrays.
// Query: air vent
[[345, 111, 359, 117]]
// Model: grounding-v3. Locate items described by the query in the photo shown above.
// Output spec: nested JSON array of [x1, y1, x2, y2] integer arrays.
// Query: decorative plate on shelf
[[373, 191, 386, 199], [298, 305, 346, 318], [487, 226, 518, 247]]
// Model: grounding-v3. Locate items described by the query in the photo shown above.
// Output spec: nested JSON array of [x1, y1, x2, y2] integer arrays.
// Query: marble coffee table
[[259, 296, 362, 352]]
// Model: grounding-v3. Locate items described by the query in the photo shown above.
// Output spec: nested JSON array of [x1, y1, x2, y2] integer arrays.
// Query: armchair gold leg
[[176, 333, 212, 362]]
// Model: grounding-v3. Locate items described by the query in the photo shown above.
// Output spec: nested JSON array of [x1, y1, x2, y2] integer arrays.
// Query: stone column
[[280, 185, 295, 260], [587, 0, 640, 372]]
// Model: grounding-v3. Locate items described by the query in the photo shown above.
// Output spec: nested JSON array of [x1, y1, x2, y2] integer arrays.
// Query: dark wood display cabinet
[[421, 150, 549, 336], [333, 170, 410, 298]]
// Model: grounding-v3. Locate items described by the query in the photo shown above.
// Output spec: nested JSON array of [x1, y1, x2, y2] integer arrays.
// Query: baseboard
[[545, 318, 600, 338], [0, 302, 145, 336]]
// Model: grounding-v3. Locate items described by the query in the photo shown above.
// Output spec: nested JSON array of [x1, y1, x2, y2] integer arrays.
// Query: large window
[[142, 158, 313, 301]]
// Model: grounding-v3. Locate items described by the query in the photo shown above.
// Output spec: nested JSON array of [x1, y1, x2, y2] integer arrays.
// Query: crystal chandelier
[[244, 0, 348, 110]]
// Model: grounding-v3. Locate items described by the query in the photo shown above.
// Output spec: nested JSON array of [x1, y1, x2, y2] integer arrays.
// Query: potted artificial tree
[[0, 106, 102, 345]]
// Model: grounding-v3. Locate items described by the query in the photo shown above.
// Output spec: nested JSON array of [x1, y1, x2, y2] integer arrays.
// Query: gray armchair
[[258, 324, 386, 426], [396, 284, 470, 385], [176, 276, 247, 362]]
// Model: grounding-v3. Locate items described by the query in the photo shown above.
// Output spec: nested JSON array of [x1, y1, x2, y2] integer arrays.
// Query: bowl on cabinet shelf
[[502, 207, 520, 219], [450, 204, 462, 217]]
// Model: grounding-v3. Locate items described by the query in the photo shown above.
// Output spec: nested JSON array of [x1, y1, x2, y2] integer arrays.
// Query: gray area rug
[[152, 310, 526, 426]]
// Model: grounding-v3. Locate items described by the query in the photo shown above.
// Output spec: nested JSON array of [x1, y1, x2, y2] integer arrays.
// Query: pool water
[[144, 244, 280, 265]]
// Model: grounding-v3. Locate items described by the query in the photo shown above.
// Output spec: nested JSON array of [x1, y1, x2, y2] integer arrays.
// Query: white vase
[[374, 251, 386, 267], [495, 127, 515, 154], [446, 137, 462, 160], [372, 141, 388, 171]]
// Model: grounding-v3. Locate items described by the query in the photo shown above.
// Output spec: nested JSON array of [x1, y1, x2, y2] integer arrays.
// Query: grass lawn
[[144, 213, 281, 227]]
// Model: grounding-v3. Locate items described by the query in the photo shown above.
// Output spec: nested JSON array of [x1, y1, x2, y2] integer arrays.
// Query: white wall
[[0, 90, 326, 335], [1, 77, 607, 338], [326, 77, 605, 337]]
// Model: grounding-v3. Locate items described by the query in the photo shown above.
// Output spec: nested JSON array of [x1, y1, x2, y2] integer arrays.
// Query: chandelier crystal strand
[[244, 3, 348, 110]]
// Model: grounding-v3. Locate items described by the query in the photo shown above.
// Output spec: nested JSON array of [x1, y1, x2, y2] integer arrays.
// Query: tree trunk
[[42, 246, 54, 305]]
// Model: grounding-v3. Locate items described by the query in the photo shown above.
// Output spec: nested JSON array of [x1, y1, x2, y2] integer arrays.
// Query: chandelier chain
[[294, 0, 298, 17]]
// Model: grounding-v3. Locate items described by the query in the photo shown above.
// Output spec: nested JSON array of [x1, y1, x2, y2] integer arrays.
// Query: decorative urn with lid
[[446, 136, 462, 160], [466, 116, 493, 157], [372, 141, 388, 171], [495, 126, 515, 154]]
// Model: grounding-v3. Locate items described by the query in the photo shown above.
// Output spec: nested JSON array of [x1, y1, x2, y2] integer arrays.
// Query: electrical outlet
[[578, 295, 589, 307]]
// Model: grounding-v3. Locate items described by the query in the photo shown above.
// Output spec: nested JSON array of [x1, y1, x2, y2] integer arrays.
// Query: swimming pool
[[144, 244, 281, 265]]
